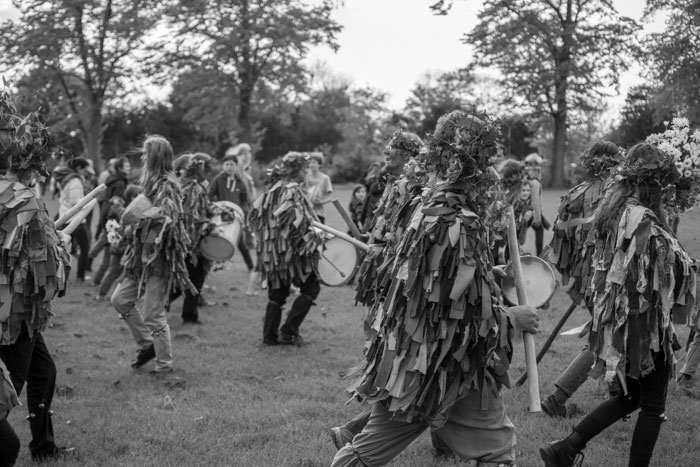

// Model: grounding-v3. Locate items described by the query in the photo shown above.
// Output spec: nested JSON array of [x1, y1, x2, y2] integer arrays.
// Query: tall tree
[[607, 84, 669, 148], [0, 0, 159, 170], [643, 0, 700, 124], [436, 0, 639, 187], [161, 0, 341, 143]]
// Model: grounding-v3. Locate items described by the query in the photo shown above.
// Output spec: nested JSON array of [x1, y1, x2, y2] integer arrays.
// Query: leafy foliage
[[0, 0, 161, 169], [160, 0, 342, 143], [462, 0, 639, 187], [642, 0, 700, 124]]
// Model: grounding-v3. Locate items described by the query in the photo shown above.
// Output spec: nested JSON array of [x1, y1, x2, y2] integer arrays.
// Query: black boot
[[263, 301, 282, 345], [280, 293, 314, 345], [540, 432, 586, 467], [131, 344, 156, 368]]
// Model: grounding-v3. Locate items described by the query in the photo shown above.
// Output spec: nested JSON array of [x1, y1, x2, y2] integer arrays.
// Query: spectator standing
[[304, 152, 333, 223], [55, 157, 91, 283]]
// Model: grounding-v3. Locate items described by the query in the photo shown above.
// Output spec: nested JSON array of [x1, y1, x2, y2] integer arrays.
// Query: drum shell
[[317, 236, 359, 287], [501, 256, 556, 308], [121, 194, 153, 226], [199, 202, 245, 262]]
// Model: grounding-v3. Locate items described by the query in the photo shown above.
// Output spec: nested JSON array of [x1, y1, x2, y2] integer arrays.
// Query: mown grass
[[6, 186, 700, 466]]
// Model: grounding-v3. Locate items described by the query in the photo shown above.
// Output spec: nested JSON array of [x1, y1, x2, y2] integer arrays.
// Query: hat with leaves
[[385, 131, 423, 158], [422, 110, 500, 184], [580, 140, 624, 180], [0, 85, 59, 181], [265, 151, 310, 186]]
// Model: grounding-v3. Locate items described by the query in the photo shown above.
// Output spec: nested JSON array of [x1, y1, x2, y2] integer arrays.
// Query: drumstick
[[506, 205, 541, 413], [332, 199, 363, 239], [320, 252, 346, 278], [60, 199, 98, 235], [54, 184, 107, 229], [311, 221, 369, 252]]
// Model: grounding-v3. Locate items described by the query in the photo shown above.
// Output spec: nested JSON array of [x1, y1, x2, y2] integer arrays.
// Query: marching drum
[[317, 236, 359, 287], [501, 255, 557, 308], [199, 201, 245, 262], [121, 194, 154, 226]]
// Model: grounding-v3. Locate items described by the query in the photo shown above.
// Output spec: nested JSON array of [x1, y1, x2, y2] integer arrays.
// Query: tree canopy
[[159, 0, 342, 145], [461, 0, 639, 187], [0, 0, 160, 169]]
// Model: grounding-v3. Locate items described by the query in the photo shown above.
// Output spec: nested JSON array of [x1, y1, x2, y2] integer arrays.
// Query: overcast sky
[[0, 0, 662, 117]]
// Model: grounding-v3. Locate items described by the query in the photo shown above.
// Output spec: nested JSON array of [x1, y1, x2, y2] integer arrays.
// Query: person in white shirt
[[56, 157, 90, 282]]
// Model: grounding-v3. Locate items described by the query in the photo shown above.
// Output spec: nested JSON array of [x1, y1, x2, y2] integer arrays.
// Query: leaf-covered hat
[[385, 130, 423, 158], [422, 110, 501, 184], [0, 86, 58, 180], [580, 140, 624, 180]]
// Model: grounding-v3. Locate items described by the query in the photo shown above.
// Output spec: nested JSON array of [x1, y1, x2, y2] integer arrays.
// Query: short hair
[[114, 156, 129, 173], [525, 153, 544, 166], [222, 153, 238, 164], [309, 152, 324, 165], [67, 157, 90, 171]]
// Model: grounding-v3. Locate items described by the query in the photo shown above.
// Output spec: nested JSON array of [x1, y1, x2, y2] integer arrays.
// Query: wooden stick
[[311, 221, 369, 252], [506, 206, 541, 412], [54, 184, 107, 229], [516, 300, 579, 387], [60, 199, 98, 235], [332, 198, 363, 239]]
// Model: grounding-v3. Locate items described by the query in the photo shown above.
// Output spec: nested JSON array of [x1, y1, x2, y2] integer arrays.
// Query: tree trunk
[[238, 83, 253, 142], [84, 102, 103, 172], [551, 111, 567, 188]]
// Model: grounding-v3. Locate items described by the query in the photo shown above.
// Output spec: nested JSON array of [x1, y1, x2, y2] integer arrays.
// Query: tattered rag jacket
[[550, 177, 609, 303], [590, 199, 697, 384], [347, 185, 513, 428], [0, 176, 71, 344], [248, 180, 323, 290], [121, 175, 194, 295], [355, 175, 421, 307]]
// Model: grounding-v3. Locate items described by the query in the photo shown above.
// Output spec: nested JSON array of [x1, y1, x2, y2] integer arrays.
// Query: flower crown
[[1, 87, 58, 179], [645, 117, 700, 212]]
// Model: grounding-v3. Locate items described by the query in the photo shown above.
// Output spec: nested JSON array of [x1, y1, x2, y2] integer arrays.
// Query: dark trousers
[[237, 237, 255, 271], [572, 350, 670, 467], [171, 255, 208, 323], [263, 273, 320, 343], [0, 328, 58, 459], [71, 223, 90, 280], [98, 252, 124, 298], [0, 418, 20, 467]]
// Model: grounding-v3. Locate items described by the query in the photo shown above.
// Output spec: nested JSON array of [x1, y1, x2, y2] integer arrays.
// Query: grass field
[[6, 186, 700, 467]]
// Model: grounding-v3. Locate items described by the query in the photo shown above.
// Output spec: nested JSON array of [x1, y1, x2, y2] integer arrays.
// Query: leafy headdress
[[265, 151, 310, 186], [580, 140, 624, 180], [0, 86, 59, 181], [386, 130, 423, 158], [421, 110, 502, 217]]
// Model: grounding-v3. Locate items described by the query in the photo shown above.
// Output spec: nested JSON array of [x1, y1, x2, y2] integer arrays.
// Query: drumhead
[[200, 233, 237, 262], [214, 201, 245, 220], [501, 256, 556, 308], [317, 236, 359, 287]]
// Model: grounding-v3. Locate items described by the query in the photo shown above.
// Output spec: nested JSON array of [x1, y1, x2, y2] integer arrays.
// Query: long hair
[[595, 143, 670, 236], [140, 135, 174, 194]]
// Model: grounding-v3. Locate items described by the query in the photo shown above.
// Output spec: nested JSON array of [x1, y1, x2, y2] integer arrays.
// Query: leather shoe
[[32, 446, 75, 461], [131, 344, 155, 368]]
